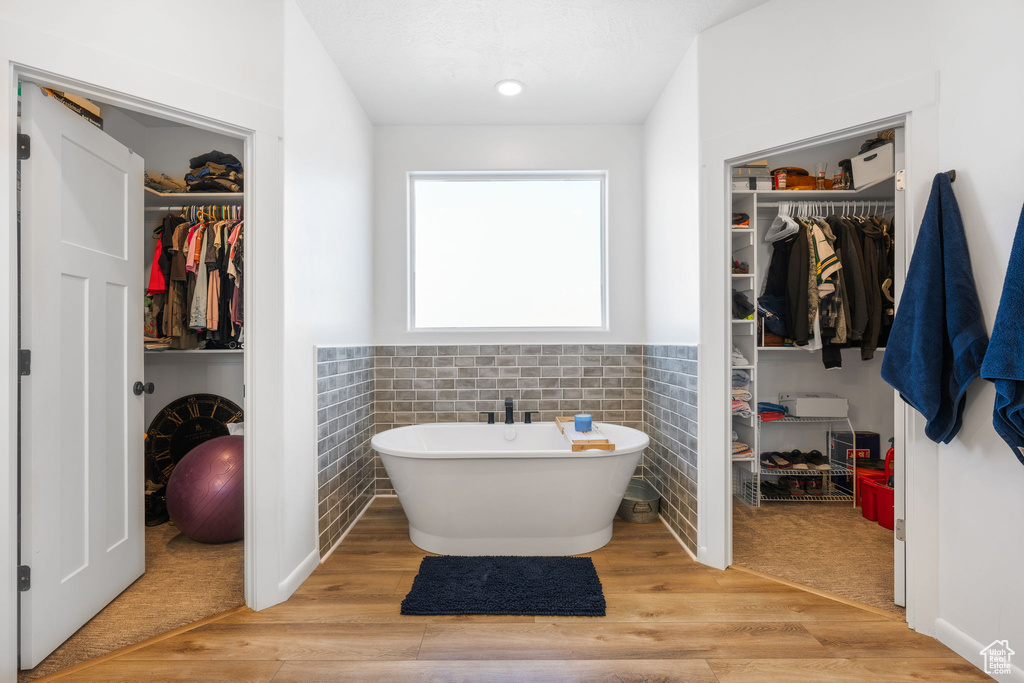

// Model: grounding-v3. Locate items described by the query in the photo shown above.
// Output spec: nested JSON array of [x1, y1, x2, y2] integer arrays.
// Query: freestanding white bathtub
[[371, 422, 649, 555]]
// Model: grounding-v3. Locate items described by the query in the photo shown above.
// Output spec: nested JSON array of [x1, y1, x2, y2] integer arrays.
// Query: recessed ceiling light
[[496, 80, 524, 97]]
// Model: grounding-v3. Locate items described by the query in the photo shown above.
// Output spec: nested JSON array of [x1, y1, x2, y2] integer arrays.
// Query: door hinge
[[894, 518, 906, 542], [895, 168, 906, 191], [18, 349, 30, 376], [17, 133, 30, 160], [18, 565, 30, 591]]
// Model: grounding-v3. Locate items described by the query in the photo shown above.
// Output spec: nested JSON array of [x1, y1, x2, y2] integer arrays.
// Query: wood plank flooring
[[46, 497, 986, 682]]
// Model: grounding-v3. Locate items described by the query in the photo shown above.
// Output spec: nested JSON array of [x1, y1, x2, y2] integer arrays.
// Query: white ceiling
[[294, 0, 766, 125]]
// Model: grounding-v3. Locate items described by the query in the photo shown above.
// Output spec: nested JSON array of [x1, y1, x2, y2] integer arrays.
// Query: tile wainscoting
[[372, 345, 645, 493], [643, 345, 699, 553], [314, 343, 699, 556], [315, 346, 376, 555]]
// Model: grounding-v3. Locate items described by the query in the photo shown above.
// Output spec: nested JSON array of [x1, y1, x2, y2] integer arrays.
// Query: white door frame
[[2, 52, 292, 681], [697, 74, 942, 636]]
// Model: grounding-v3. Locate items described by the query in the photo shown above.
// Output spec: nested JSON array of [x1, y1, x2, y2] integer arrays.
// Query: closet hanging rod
[[145, 206, 243, 212], [756, 201, 894, 208]]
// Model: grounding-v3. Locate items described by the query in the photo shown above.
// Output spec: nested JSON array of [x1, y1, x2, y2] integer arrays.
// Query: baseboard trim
[[730, 564, 905, 621], [37, 606, 248, 681], [935, 617, 1023, 682], [319, 495, 377, 564], [659, 515, 698, 561], [278, 547, 319, 599]]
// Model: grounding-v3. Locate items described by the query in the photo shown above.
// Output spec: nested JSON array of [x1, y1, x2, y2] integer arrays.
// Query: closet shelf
[[760, 494, 854, 503], [735, 173, 895, 199], [145, 349, 243, 355], [760, 467, 852, 476], [145, 187, 244, 208], [760, 416, 849, 424]]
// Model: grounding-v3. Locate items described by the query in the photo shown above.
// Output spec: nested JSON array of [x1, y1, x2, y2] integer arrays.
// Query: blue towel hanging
[[980, 203, 1024, 466], [881, 172, 989, 443]]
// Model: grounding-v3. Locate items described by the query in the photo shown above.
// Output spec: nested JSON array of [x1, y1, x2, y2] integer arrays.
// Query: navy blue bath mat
[[401, 555, 606, 616]]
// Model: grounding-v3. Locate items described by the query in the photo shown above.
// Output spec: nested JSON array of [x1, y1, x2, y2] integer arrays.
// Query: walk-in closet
[[728, 125, 905, 614], [17, 87, 246, 681]]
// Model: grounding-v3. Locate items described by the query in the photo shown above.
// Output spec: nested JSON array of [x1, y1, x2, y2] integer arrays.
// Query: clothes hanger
[[765, 201, 799, 242]]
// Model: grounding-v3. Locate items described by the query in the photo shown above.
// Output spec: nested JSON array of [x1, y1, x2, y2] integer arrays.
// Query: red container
[[873, 482, 895, 531], [857, 446, 894, 510], [857, 470, 887, 507], [861, 483, 879, 522]]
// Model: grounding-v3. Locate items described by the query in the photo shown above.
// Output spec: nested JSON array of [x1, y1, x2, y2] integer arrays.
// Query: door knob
[[133, 381, 155, 396]]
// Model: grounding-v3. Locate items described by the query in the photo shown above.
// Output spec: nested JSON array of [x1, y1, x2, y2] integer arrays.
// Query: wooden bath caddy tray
[[555, 416, 615, 452]]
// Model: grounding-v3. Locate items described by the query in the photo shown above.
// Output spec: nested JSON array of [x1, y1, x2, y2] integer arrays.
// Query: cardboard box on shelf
[[779, 392, 849, 418]]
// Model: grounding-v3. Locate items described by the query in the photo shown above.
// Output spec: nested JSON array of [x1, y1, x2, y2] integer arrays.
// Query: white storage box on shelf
[[849, 142, 894, 189], [779, 392, 849, 418]]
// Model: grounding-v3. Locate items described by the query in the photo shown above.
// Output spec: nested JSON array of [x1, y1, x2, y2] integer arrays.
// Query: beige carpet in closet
[[19, 523, 243, 681], [732, 499, 904, 616]]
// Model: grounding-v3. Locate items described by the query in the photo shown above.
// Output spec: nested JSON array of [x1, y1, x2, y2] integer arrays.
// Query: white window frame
[[407, 170, 609, 332]]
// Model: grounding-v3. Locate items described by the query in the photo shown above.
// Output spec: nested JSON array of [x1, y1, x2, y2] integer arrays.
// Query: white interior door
[[19, 84, 145, 668]]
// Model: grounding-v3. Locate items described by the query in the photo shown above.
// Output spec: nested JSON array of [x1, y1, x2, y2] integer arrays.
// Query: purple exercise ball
[[166, 435, 244, 543]]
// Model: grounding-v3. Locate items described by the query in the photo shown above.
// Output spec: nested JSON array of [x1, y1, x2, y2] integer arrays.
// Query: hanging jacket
[[786, 223, 810, 344], [881, 172, 988, 444], [858, 217, 884, 359], [830, 217, 869, 341]]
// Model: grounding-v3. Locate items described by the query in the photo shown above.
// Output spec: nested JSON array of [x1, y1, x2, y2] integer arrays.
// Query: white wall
[[643, 43, 700, 344], [0, 3, 299, 680], [281, 0, 374, 575], [695, 0, 1024, 675], [374, 125, 644, 344]]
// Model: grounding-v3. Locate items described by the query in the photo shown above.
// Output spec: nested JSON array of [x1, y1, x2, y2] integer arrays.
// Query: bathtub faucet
[[504, 398, 515, 424]]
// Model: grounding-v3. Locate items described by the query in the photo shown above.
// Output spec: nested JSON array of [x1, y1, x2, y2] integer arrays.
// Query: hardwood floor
[[45, 497, 986, 682]]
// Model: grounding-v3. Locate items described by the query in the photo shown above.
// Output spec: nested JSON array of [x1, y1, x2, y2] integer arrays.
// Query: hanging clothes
[[146, 206, 243, 349], [756, 202, 895, 368]]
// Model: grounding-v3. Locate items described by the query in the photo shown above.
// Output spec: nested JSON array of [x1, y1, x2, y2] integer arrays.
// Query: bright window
[[410, 173, 606, 329]]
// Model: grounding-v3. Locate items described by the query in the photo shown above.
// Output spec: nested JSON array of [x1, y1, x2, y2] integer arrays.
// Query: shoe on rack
[[760, 480, 789, 498], [760, 452, 791, 469], [786, 450, 810, 470], [807, 449, 831, 470], [805, 478, 824, 496], [778, 476, 805, 496]]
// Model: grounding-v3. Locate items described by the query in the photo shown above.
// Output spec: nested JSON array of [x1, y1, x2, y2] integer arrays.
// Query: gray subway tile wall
[[315, 346, 376, 556], [315, 343, 700, 556], [373, 344, 645, 493], [643, 345, 699, 553]]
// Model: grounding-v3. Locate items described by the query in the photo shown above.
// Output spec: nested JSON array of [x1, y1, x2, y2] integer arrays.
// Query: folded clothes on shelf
[[732, 387, 752, 402], [731, 346, 749, 366], [757, 401, 789, 421], [732, 400, 752, 418], [732, 289, 755, 320], [732, 369, 751, 387], [732, 442, 753, 458]]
